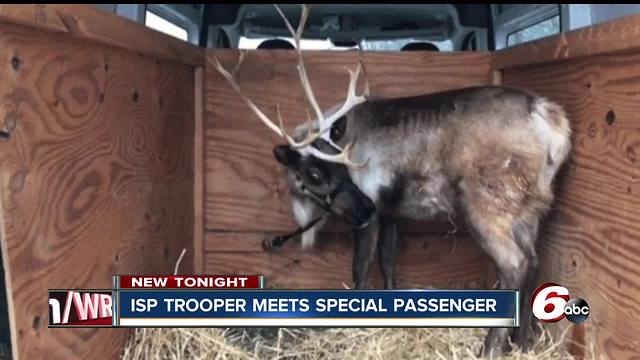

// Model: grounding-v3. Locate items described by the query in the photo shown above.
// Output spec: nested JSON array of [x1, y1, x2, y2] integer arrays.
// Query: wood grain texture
[[0, 23, 194, 360], [503, 51, 640, 359], [205, 232, 492, 289], [202, 49, 492, 291], [493, 13, 640, 70], [204, 50, 492, 232], [0, 4, 203, 67], [193, 67, 205, 274]]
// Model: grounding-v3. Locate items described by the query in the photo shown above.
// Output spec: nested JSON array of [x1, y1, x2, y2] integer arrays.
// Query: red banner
[[117, 275, 263, 289], [48, 290, 113, 327]]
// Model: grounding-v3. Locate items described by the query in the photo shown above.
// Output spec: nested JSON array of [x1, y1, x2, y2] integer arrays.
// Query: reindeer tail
[[531, 98, 572, 192]]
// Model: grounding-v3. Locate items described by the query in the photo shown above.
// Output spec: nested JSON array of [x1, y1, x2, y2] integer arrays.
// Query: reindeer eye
[[330, 116, 347, 142], [306, 167, 323, 186]]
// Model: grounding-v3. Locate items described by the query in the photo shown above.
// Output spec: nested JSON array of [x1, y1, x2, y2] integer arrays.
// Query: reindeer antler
[[207, 4, 369, 168]]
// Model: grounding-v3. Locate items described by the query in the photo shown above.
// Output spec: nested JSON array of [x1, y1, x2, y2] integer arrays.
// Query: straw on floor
[[121, 326, 599, 360]]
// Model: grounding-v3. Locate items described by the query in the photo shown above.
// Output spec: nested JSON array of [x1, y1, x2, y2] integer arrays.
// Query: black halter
[[301, 180, 354, 213], [262, 181, 355, 251]]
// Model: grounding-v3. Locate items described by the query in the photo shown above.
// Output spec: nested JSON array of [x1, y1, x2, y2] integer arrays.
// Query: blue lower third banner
[[117, 290, 519, 327]]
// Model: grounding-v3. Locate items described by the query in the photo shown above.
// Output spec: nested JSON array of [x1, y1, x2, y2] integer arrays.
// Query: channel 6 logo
[[532, 283, 589, 324]]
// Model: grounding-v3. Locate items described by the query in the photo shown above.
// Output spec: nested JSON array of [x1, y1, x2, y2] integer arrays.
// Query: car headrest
[[400, 42, 440, 51], [257, 39, 295, 49]]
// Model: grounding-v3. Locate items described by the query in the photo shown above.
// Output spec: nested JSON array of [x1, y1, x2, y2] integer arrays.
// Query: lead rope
[[262, 215, 327, 251], [261, 181, 353, 251]]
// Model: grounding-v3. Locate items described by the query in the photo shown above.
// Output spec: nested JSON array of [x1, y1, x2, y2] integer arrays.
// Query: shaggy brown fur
[[278, 85, 571, 358]]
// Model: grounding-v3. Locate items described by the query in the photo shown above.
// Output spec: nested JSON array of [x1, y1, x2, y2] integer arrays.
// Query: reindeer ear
[[273, 145, 300, 167]]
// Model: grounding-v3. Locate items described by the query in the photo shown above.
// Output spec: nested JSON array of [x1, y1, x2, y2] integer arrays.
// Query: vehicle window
[[507, 16, 560, 47], [145, 11, 189, 41], [238, 36, 453, 52], [238, 37, 354, 50], [361, 39, 453, 52]]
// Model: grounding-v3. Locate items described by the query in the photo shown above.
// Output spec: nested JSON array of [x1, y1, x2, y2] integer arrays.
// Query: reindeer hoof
[[480, 329, 511, 358], [514, 326, 537, 353], [480, 344, 505, 359]]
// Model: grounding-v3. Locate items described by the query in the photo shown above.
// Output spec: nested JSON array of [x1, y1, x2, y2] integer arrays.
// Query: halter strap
[[263, 181, 354, 250]]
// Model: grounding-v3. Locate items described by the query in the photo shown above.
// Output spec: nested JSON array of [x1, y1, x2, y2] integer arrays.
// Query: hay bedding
[[121, 326, 600, 360], [124, 255, 600, 359]]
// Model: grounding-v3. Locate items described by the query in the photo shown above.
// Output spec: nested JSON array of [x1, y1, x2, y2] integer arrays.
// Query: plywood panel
[[503, 51, 640, 359], [0, 23, 194, 360], [204, 50, 492, 232], [0, 4, 203, 67], [203, 50, 492, 290], [205, 232, 492, 289]]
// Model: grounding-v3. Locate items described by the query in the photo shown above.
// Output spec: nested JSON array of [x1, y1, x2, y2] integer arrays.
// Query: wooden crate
[[492, 16, 640, 358], [0, 5, 198, 360], [1, 4, 640, 360]]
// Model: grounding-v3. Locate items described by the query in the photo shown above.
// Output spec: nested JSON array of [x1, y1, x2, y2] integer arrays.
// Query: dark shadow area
[[0, 243, 12, 360], [401, 42, 440, 51], [257, 39, 295, 49]]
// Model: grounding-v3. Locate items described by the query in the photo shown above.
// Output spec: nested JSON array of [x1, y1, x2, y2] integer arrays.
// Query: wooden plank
[[204, 228, 467, 253], [493, 13, 640, 70], [204, 50, 492, 232], [0, 22, 194, 360], [503, 50, 640, 359], [204, 232, 493, 289], [194, 67, 205, 274], [0, 4, 203, 67], [204, 126, 467, 234], [491, 69, 502, 85]]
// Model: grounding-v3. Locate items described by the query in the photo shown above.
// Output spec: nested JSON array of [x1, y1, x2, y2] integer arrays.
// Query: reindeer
[[210, 5, 571, 358]]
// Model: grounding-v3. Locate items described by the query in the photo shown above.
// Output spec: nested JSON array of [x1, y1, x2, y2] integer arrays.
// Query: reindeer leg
[[511, 216, 541, 351], [352, 217, 380, 289], [377, 217, 398, 290], [465, 215, 531, 359]]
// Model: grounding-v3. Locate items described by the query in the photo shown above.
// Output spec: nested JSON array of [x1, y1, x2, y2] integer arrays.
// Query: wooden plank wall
[[0, 4, 203, 67], [500, 50, 640, 358], [0, 20, 195, 360], [492, 13, 640, 70], [204, 50, 496, 289]]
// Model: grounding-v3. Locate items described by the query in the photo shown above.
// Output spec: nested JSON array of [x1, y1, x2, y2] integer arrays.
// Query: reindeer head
[[210, 4, 375, 245], [272, 117, 375, 229]]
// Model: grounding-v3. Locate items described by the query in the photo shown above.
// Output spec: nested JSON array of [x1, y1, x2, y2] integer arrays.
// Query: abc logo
[[531, 283, 589, 324]]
